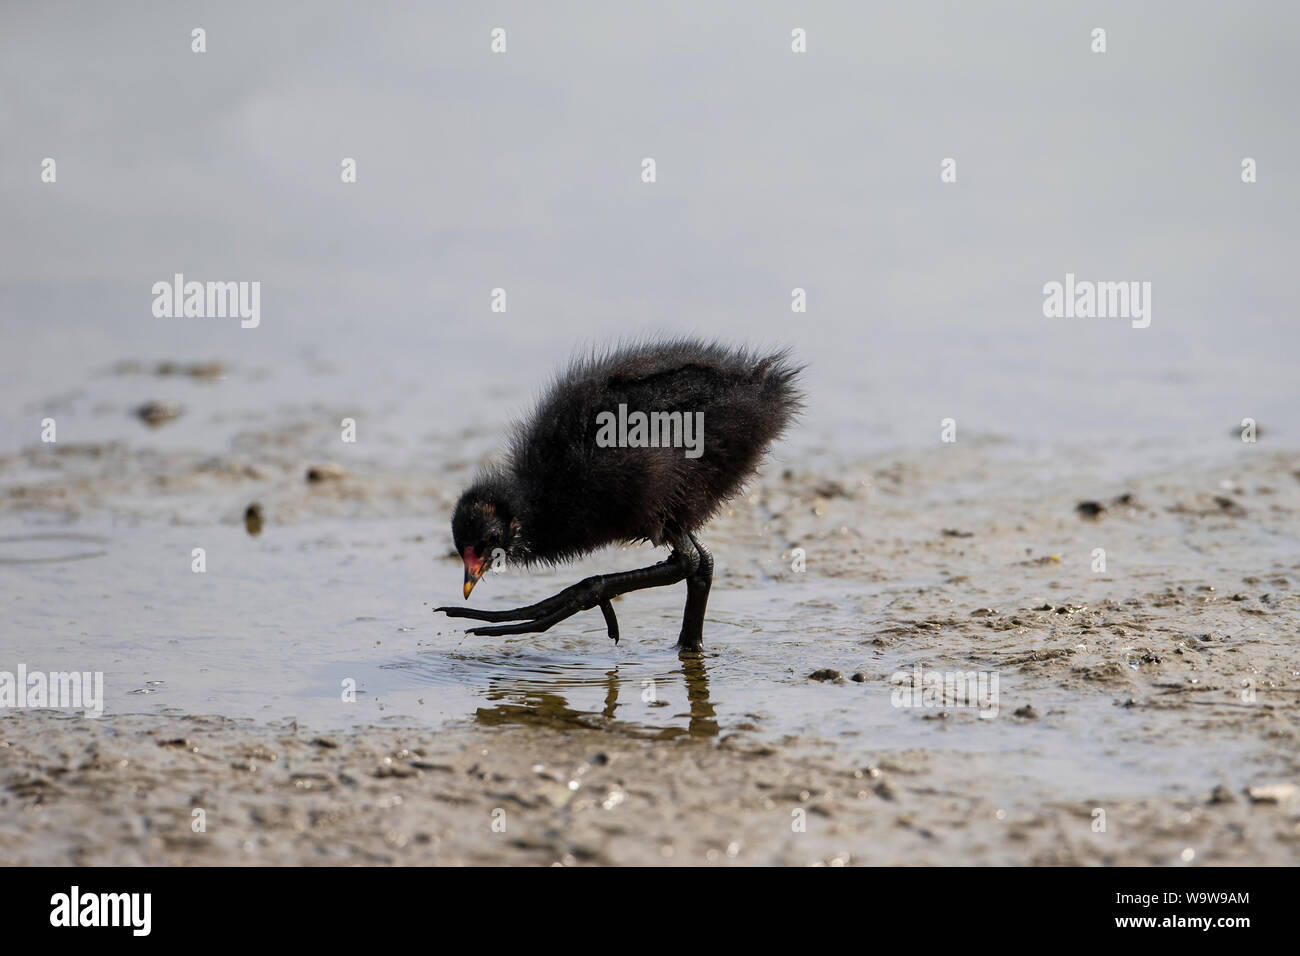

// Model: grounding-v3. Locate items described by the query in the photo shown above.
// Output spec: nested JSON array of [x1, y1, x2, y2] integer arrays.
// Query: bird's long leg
[[677, 532, 713, 651], [436, 551, 690, 640]]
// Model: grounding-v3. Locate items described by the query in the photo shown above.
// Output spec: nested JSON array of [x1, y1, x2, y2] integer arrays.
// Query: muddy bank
[[2, 708, 1296, 866], [2, 439, 1299, 864]]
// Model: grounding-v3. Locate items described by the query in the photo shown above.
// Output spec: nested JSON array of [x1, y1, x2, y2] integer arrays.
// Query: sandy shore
[[3, 439, 1298, 865]]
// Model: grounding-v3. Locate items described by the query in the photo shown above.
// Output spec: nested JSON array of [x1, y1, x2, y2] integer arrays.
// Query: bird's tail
[[755, 348, 806, 431]]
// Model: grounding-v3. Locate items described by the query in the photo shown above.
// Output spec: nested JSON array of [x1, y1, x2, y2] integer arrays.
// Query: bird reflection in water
[[474, 648, 718, 739]]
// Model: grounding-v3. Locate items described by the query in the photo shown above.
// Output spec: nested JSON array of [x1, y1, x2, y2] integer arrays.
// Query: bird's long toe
[[435, 605, 517, 621], [599, 600, 619, 644], [465, 607, 573, 637]]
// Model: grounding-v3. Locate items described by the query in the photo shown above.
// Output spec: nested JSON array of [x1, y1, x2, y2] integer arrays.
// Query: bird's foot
[[435, 575, 618, 640], [676, 621, 704, 652], [436, 554, 688, 643]]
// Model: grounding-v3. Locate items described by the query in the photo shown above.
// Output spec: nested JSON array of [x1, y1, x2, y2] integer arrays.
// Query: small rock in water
[[306, 463, 346, 483], [156, 360, 226, 380], [1213, 495, 1246, 516], [244, 503, 264, 536], [135, 401, 182, 427], [810, 479, 853, 499], [1245, 783, 1296, 804], [1207, 784, 1236, 805]]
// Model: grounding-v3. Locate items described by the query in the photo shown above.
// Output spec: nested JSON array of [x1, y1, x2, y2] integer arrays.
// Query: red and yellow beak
[[462, 546, 487, 599]]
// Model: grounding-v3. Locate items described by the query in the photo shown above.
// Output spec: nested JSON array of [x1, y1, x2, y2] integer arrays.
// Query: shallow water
[[2, 468, 1284, 811]]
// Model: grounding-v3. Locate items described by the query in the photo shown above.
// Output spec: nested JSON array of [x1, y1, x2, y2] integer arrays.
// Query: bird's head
[[450, 482, 523, 599]]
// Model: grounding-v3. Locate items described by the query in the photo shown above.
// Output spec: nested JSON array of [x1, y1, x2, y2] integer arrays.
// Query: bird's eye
[[487, 530, 501, 544]]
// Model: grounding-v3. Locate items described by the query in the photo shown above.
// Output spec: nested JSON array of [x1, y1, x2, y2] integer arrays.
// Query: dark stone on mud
[[809, 669, 842, 682], [135, 401, 182, 426], [1076, 500, 1105, 518], [244, 502, 264, 536], [1245, 783, 1297, 804], [1013, 705, 1039, 720], [306, 464, 346, 482], [811, 479, 853, 499], [851, 672, 867, 682], [156, 360, 226, 380], [1213, 495, 1246, 515]]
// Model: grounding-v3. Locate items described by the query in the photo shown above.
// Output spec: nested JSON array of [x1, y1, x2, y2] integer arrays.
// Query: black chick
[[436, 337, 803, 650]]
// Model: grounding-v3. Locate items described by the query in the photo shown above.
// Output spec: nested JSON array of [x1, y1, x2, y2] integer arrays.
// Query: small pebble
[[306, 463, 346, 483], [244, 503, 264, 536], [135, 401, 182, 427]]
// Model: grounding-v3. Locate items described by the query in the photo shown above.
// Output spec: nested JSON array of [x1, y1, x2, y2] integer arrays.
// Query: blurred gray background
[[2, 0, 1297, 462]]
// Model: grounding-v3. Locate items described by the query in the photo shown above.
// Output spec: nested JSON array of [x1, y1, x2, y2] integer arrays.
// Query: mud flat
[[0, 699, 1297, 866], [2, 428, 1298, 865]]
